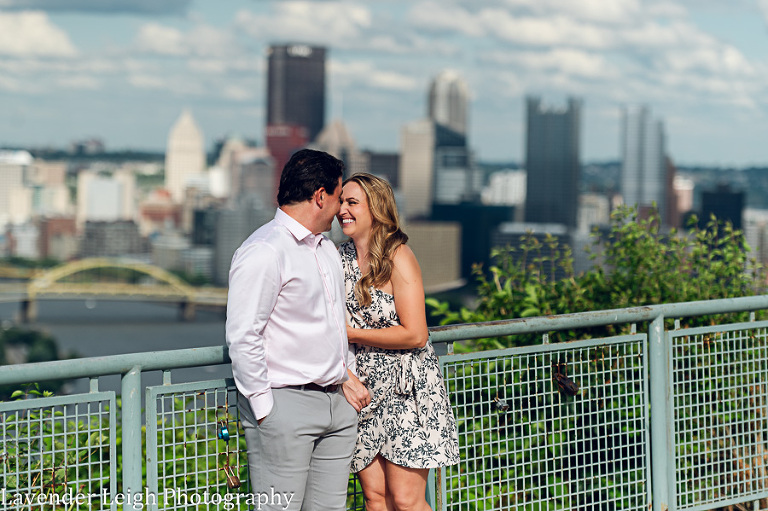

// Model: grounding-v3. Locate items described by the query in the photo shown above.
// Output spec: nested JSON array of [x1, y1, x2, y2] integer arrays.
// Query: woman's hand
[[342, 371, 370, 412], [346, 325, 356, 343]]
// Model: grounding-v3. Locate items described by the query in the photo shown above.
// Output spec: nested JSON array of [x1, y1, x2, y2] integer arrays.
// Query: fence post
[[122, 366, 143, 510], [649, 314, 671, 511]]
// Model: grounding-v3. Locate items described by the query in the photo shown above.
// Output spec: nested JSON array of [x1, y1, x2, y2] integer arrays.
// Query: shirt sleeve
[[346, 344, 357, 376], [225, 241, 280, 420]]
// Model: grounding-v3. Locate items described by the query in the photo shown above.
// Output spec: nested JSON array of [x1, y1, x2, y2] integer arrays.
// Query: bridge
[[0, 258, 228, 321]]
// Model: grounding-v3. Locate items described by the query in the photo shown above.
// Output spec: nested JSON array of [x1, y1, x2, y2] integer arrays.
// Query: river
[[0, 299, 230, 395]]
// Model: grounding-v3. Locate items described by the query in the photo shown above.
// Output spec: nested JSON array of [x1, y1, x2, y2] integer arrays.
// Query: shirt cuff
[[249, 390, 274, 421]]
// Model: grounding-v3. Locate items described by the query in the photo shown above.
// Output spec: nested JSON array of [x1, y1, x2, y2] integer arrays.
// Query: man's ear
[[314, 187, 326, 208]]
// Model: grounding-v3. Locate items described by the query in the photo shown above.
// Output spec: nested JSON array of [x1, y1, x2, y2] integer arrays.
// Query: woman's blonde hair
[[344, 173, 408, 307]]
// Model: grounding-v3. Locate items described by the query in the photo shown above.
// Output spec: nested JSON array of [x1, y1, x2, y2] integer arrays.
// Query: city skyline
[[1, 1, 768, 166]]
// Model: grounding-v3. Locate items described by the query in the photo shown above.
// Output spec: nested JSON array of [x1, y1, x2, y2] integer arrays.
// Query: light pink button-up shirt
[[225, 208, 353, 420]]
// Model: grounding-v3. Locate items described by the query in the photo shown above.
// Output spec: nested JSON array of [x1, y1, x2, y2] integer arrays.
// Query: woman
[[337, 173, 459, 511]]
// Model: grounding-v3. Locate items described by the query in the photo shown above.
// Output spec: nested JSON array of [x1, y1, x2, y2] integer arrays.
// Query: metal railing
[[2, 295, 768, 510]]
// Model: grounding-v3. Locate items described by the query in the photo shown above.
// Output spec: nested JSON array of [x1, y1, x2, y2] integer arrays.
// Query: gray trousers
[[239, 387, 358, 511]]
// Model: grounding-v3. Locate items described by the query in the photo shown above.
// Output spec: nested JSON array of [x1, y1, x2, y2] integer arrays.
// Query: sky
[[2, 0, 768, 167]]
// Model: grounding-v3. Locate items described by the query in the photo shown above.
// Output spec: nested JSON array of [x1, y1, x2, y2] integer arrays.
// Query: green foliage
[[442, 343, 649, 509], [10, 382, 54, 400], [170, 269, 213, 286], [428, 206, 767, 349], [0, 256, 60, 268], [1, 394, 110, 506]]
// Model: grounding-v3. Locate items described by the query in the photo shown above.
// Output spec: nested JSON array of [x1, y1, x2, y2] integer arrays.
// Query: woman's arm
[[346, 245, 429, 350], [341, 369, 370, 412]]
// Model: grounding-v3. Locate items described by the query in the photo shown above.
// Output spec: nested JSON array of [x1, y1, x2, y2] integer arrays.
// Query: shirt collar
[[275, 208, 324, 247]]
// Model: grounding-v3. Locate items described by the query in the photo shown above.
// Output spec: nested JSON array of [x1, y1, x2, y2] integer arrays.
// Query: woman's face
[[338, 181, 373, 240]]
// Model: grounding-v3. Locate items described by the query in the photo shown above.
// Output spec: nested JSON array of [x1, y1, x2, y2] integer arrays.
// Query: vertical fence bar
[[649, 314, 670, 511], [122, 366, 143, 510], [426, 468, 435, 509]]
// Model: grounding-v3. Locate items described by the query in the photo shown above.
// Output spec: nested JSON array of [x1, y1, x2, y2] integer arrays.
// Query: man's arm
[[225, 242, 280, 421]]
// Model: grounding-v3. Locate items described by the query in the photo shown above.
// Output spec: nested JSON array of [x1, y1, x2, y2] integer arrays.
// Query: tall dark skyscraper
[[524, 96, 582, 228], [266, 44, 326, 201], [266, 44, 326, 143]]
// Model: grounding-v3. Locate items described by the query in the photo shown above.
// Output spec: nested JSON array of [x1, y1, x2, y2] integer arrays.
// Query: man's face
[[321, 177, 343, 232]]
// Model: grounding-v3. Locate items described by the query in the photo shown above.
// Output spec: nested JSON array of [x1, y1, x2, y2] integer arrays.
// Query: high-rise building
[[234, 147, 275, 209], [76, 169, 136, 230], [399, 119, 436, 220], [165, 109, 206, 203], [265, 124, 309, 202], [524, 96, 582, 228], [0, 150, 31, 226], [482, 170, 526, 207], [701, 184, 744, 230], [80, 220, 144, 257], [428, 70, 470, 136], [361, 150, 400, 188], [621, 105, 668, 223], [310, 120, 366, 178], [266, 44, 326, 197], [266, 44, 326, 143], [399, 120, 475, 220], [37, 217, 77, 261]]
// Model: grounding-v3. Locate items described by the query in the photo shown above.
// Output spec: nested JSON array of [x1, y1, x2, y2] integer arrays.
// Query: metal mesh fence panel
[[0, 392, 116, 510], [146, 380, 366, 511], [146, 380, 250, 510], [439, 335, 649, 511], [670, 321, 768, 510]]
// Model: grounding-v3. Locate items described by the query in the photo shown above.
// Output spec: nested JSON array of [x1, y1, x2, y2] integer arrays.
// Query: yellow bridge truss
[[25, 258, 227, 306]]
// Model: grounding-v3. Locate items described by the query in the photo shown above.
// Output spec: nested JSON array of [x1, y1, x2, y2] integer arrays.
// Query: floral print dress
[[339, 241, 460, 472]]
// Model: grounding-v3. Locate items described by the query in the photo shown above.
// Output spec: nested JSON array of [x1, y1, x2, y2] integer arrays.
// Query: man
[[226, 149, 369, 510]]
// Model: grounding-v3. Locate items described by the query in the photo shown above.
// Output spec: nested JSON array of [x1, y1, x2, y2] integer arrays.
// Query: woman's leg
[[385, 463, 431, 511], [357, 454, 394, 511]]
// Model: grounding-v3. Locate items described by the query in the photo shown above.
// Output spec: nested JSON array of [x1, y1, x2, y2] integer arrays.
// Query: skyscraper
[[165, 109, 205, 204], [266, 44, 326, 143], [399, 120, 471, 219], [621, 105, 668, 223], [0, 150, 31, 227], [524, 96, 582, 228], [266, 44, 326, 198], [428, 70, 469, 136]]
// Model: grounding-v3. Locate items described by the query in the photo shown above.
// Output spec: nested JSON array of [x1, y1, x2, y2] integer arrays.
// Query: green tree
[[427, 206, 767, 349]]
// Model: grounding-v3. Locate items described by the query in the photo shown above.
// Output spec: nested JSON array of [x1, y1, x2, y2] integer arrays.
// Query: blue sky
[[1, 0, 768, 166]]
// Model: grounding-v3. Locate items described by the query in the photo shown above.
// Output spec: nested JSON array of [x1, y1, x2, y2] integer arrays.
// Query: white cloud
[[330, 60, 419, 91], [135, 23, 240, 58], [497, 0, 643, 24], [407, 2, 484, 37], [481, 11, 615, 48], [135, 24, 185, 56], [659, 45, 755, 77], [484, 48, 616, 80], [56, 75, 100, 90], [0, 0, 191, 16], [0, 11, 77, 57], [221, 85, 253, 101], [235, 2, 372, 49], [758, 0, 768, 22], [128, 74, 205, 95], [0, 74, 26, 92]]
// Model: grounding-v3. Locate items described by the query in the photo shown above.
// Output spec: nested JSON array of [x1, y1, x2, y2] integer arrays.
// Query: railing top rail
[[0, 345, 229, 386], [429, 294, 768, 343], [2, 294, 768, 387]]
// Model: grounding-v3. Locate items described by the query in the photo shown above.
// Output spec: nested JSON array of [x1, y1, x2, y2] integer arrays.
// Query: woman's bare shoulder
[[391, 244, 422, 280]]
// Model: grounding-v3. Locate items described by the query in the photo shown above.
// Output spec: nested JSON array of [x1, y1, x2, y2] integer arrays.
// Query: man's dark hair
[[277, 149, 345, 206]]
